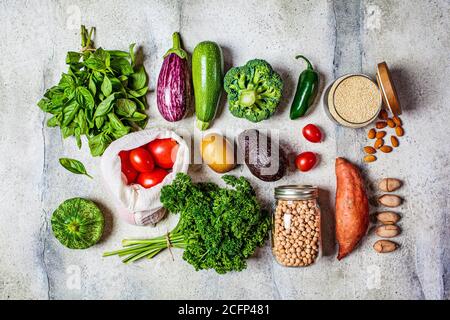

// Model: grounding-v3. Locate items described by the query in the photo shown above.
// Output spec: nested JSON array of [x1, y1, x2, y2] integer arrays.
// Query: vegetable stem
[[239, 89, 257, 107], [172, 32, 181, 50], [295, 55, 313, 70], [163, 32, 187, 59]]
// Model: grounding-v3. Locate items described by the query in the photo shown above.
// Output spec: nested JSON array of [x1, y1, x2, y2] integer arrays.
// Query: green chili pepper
[[289, 55, 319, 120]]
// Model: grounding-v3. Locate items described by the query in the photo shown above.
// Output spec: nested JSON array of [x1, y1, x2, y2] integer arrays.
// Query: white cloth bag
[[100, 129, 189, 226]]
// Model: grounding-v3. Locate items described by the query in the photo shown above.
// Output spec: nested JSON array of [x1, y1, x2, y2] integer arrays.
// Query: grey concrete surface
[[0, 0, 449, 300]]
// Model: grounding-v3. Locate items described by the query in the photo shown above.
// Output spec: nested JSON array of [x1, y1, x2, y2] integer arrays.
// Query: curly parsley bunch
[[104, 173, 270, 274]]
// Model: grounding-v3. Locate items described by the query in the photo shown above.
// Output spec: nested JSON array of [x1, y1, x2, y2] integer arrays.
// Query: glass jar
[[272, 185, 321, 267], [323, 74, 382, 128]]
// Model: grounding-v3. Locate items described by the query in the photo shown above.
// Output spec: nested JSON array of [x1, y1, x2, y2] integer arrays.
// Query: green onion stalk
[[103, 224, 187, 264]]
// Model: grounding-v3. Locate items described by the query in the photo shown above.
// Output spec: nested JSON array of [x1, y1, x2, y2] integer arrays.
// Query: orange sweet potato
[[335, 157, 369, 260]]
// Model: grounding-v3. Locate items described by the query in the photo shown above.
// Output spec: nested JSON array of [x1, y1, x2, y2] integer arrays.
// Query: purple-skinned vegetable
[[157, 32, 191, 122]]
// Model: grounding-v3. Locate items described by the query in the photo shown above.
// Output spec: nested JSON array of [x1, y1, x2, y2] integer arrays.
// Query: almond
[[364, 146, 377, 154], [373, 240, 399, 253], [393, 116, 402, 127], [391, 136, 399, 147], [380, 145, 393, 153], [376, 121, 387, 129], [363, 155, 377, 163], [376, 131, 386, 139], [379, 110, 388, 120], [368, 128, 376, 139], [374, 138, 384, 149], [387, 118, 395, 128], [376, 225, 401, 238], [396, 126, 404, 137]]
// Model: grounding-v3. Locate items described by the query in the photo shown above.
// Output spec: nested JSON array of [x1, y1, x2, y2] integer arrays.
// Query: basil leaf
[[107, 50, 129, 58], [47, 115, 59, 127], [135, 118, 148, 129], [108, 113, 130, 139], [127, 86, 148, 98], [129, 66, 147, 90], [93, 71, 104, 84], [131, 97, 146, 111], [109, 77, 126, 94], [66, 52, 81, 64], [129, 43, 136, 66], [38, 98, 53, 112], [88, 133, 112, 157], [59, 158, 93, 179], [101, 75, 112, 97], [74, 127, 82, 149], [62, 100, 80, 127], [111, 127, 130, 140], [108, 113, 125, 130], [85, 56, 106, 71], [76, 109, 88, 134], [86, 109, 95, 129], [116, 98, 136, 117], [61, 126, 74, 138], [94, 94, 116, 118], [95, 116, 105, 129], [75, 87, 95, 109], [110, 58, 134, 76], [125, 111, 147, 122], [47, 87, 67, 107], [88, 76, 97, 96], [94, 48, 111, 68], [59, 74, 76, 95]]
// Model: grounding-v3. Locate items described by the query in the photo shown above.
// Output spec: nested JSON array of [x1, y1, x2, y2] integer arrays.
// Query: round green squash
[[51, 198, 104, 249]]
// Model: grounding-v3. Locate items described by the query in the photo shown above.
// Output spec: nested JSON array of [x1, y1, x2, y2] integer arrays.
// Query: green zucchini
[[192, 41, 223, 130]]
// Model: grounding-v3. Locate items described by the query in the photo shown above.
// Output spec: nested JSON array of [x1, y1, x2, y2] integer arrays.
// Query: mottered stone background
[[0, 0, 449, 299]]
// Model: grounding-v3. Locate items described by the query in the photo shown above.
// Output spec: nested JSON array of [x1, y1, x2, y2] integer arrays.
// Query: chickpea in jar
[[273, 186, 321, 267]]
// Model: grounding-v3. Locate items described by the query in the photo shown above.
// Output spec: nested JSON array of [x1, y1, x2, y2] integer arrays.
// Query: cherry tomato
[[295, 152, 317, 172], [129, 147, 155, 173], [302, 124, 322, 143], [119, 150, 138, 184], [147, 139, 179, 169], [137, 168, 168, 189]]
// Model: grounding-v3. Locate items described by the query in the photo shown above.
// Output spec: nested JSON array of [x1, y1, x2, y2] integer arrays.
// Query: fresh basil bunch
[[37, 26, 149, 156]]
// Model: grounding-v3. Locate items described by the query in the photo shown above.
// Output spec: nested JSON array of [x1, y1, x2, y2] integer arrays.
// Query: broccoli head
[[224, 59, 283, 123]]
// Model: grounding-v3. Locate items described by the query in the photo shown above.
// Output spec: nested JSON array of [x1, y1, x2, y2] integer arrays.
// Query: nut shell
[[378, 194, 403, 207], [376, 212, 401, 225], [379, 178, 402, 192], [376, 225, 401, 238], [373, 240, 399, 253]]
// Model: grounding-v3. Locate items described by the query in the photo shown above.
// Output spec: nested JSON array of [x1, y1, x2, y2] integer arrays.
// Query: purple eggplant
[[157, 32, 191, 122]]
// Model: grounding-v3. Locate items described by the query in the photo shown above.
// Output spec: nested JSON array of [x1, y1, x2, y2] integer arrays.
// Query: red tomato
[[147, 139, 179, 169], [137, 168, 168, 189], [295, 152, 317, 172], [119, 151, 138, 184], [302, 124, 322, 143], [129, 147, 155, 173]]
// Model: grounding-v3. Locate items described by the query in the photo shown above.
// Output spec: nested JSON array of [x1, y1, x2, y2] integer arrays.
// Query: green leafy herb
[[37, 25, 149, 156], [104, 173, 271, 274], [59, 158, 93, 179]]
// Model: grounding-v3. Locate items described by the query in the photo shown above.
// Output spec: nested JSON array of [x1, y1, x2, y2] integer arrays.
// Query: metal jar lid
[[274, 185, 319, 200], [376, 62, 402, 116]]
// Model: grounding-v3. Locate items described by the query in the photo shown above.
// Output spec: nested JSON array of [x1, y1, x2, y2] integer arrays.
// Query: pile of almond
[[373, 178, 403, 253], [363, 109, 405, 163]]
